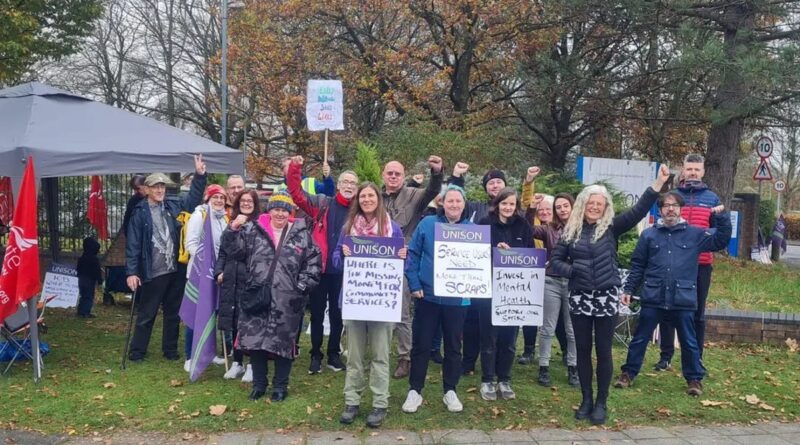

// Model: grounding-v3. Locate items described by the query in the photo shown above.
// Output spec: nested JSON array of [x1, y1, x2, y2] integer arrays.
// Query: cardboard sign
[[433, 223, 492, 299], [306, 79, 344, 131], [341, 236, 405, 322], [42, 263, 79, 308], [491, 248, 546, 326]]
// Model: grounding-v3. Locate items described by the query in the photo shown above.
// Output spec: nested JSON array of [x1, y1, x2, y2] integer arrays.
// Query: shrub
[[759, 198, 777, 237], [352, 141, 382, 186], [784, 213, 800, 240]]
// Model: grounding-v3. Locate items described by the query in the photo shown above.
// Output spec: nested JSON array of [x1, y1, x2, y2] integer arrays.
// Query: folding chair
[[614, 268, 641, 347], [0, 296, 52, 375]]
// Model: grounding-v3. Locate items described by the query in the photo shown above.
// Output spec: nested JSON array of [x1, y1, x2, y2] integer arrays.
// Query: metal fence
[[0, 175, 134, 257]]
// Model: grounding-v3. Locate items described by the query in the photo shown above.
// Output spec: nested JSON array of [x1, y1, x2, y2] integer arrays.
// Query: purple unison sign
[[433, 223, 492, 299], [491, 247, 547, 326], [341, 235, 405, 322]]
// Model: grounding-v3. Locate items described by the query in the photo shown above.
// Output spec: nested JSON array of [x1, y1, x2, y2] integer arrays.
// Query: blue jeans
[[621, 307, 704, 382]]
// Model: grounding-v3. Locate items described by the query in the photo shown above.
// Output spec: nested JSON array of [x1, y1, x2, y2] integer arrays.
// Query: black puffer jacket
[[477, 213, 535, 249], [214, 223, 250, 331], [550, 187, 658, 292]]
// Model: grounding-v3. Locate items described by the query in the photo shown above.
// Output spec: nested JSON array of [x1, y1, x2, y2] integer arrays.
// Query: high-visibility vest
[[277, 177, 317, 195]]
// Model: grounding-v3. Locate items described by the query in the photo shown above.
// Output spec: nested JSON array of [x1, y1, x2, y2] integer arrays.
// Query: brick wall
[[705, 309, 800, 345]]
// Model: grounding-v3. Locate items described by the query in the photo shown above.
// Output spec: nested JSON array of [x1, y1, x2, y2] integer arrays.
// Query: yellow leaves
[[92, 395, 104, 401], [700, 400, 733, 408], [744, 394, 761, 405], [209, 405, 227, 416], [103, 382, 116, 389], [170, 379, 183, 387]]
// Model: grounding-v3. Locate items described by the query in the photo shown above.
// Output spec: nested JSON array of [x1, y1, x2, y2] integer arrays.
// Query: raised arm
[[612, 164, 670, 236], [286, 157, 323, 219], [698, 209, 732, 252]]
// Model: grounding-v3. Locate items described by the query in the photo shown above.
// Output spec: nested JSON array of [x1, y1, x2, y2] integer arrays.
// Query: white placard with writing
[[306, 79, 344, 131], [433, 223, 492, 299], [42, 263, 79, 308], [341, 236, 404, 322], [491, 248, 547, 326]]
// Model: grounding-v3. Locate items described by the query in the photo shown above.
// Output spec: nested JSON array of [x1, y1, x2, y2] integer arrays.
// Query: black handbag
[[240, 226, 287, 315]]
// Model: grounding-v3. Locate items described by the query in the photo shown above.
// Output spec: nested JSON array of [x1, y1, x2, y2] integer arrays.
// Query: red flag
[[87, 175, 109, 240], [0, 157, 41, 324], [0, 176, 12, 226]]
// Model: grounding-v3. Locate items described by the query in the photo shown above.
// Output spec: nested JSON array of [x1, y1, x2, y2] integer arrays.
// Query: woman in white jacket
[[183, 184, 229, 372]]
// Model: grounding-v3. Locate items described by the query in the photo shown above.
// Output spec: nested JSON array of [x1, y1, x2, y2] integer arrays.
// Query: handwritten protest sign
[[42, 263, 79, 308], [433, 223, 492, 299], [306, 79, 344, 131], [342, 236, 405, 322], [492, 248, 546, 326]]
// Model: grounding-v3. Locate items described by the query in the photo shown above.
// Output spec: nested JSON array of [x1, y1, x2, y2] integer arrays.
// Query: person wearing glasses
[[381, 156, 444, 379], [614, 191, 730, 397], [285, 156, 358, 375]]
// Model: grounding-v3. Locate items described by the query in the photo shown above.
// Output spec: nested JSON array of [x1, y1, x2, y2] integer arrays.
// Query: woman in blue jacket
[[331, 182, 406, 428], [402, 184, 471, 414]]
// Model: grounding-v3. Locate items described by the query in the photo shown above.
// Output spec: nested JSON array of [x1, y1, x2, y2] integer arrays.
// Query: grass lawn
[[1, 301, 798, 437], [709, 257, 800, 313]]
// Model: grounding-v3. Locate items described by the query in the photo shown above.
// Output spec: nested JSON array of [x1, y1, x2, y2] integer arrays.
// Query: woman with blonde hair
[[551, 165, 669, 425]]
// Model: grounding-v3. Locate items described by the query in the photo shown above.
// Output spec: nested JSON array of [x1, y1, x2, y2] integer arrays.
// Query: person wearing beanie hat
[[125, 154, 208, 363], [266, 189, 295, 213], [283, 156, 357, 376], [231, 182, 321, 402], [481, 169, 507, 196]]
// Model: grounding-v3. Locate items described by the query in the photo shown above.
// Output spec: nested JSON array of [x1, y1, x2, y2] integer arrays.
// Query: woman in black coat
[[550, 165, 669, 425], [476, 187, 535, 401], [215, 189, 260, 381]]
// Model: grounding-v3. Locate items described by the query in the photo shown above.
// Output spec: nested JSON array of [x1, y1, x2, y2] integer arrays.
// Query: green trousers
[[343, 320, 394, 408]]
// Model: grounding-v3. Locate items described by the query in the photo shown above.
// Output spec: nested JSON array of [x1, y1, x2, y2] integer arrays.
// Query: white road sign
[[755, 136, 773, 158]]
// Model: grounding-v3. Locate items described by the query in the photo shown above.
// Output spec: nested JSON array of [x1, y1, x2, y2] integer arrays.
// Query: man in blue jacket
[[126, 155, 207, 362], [614, 191, 731, 396]]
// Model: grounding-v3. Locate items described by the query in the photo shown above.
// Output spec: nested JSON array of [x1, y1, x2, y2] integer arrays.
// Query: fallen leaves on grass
[[759, 403, 775, 411], [92, 395, 104, 401], [786, 338, 798, 353], [103, 383, 116, 389], [209, 405, 226, 416], [700, 400, 733, 408], [656, 407, 672, 416], [743, 394, 761, 405], [170, 380, 183, 387]]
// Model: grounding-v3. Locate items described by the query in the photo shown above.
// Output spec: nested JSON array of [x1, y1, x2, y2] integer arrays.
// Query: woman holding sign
[[331, 182, 406, 428], [403, 184, 472, 414], [551, 165, 670, 425], [476, 188, 535, 401]]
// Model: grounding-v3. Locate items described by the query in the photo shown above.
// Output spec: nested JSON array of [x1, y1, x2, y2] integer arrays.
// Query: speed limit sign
[[756, 136, 773, 158], [774, 180, 786, 192]]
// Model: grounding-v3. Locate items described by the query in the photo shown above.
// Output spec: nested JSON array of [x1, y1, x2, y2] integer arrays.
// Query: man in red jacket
[[656, 153, 724, 371]]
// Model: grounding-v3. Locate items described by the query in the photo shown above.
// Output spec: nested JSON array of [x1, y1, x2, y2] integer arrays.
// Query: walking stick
[[221, 328, 229, 371], [121, 288, 140, 370]]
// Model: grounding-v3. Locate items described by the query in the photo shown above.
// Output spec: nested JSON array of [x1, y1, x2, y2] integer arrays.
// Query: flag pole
[[27, 295, 41, 383], [324, 129, 329, 165]]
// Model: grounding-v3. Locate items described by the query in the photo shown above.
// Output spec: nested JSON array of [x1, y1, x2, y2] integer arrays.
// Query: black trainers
[[654, 359, 671, 371], [339, 405, 359, 424], [430, 349, 443, 364], [365, 407, 387, 428], [309, 356, 322, 374], [537, 366, 551, 387], [517, 352, 533, 365], [327, 354, 346, 372], [567, 366, 579, 387]]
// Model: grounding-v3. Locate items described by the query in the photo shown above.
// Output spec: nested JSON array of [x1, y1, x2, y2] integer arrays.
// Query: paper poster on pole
[[433, 223, 492, 299], [341, 236, 405, 322], [491, 248, 546, 326], [306, 79, 344, 131], [42, 263, 79, 308]]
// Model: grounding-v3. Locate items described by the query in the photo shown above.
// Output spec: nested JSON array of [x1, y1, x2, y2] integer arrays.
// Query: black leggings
[[571, 313, 616, 403]]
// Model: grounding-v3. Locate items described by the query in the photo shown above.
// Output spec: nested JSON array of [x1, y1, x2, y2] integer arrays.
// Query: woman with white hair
[[551, 165, 670, 425]]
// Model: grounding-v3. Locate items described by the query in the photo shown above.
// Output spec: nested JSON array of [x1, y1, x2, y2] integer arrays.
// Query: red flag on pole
[[87, 175, 109, 240], [0, 176, 12, 227], [0, 157, 41, 324]]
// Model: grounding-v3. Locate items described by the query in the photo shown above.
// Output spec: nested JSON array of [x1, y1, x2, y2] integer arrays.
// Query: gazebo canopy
[[0, 82, 244, 182]]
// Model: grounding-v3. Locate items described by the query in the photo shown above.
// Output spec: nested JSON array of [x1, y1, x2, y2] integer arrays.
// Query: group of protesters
[[118, 151, 730, 428]]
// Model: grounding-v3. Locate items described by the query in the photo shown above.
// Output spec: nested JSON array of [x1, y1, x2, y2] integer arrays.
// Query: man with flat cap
[[125, 155, 207, 362]]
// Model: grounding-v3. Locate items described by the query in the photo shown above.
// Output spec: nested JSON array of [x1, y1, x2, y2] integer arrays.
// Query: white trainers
[[480, 382, 497, 401], [443, 390, 463, 412], [497, 381, 516, 400], [212, 356, 226, 365], [402, 390, 424, 413], [223, 362, 244, 379], [183, 359, 191, 373], [241, 364, 253, 383]]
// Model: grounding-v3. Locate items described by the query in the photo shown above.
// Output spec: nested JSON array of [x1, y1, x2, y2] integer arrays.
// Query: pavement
[[3, 422, 800, 445], [780, 241, 800, 268]]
